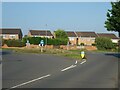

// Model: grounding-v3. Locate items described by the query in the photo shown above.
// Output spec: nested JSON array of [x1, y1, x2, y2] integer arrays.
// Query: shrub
[[6, 39, 25, 47], [1, 39, 7, 46], [95, 37, 114, 50], [80, 43, 84, 46], [22, 37, 44, 45], [2, 39, 4, 46], [22, 37, 68, 46], [92, 43, 96, 46], [118, 47, 120, 52]]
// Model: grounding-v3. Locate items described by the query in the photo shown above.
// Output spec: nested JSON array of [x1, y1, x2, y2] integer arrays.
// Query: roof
[[29, 30, 53, 36], [97, 33, 118, 39], [0, 28, 22, 35], [76, 32, 98, 37], [66, 31, 77, 37]]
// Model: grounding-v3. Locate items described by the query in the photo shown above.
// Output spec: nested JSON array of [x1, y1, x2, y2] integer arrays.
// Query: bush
[[95, 37, 114, 50], [92, 43, 96, 46], [2, 39, 4, 46], [118, 47, 120, 52], [22, 37, 43, 45], [1, 39, 7, 46], [6, 39, 25, 47], [80, 43, 84, 46], [22, 37, 68, 46]]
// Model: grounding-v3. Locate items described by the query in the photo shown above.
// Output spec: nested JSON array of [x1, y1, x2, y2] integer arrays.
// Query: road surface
[[2, 50, 119, 89]]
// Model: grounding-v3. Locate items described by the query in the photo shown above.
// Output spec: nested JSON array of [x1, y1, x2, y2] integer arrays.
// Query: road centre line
[[61, 65, 77, 72], [9, 74, 51, 89], [80, 60, 86, 64], [8, 60, 85, 89]]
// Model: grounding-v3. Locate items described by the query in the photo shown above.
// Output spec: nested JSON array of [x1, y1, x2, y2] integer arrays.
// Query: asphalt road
[[2, 50, 119, 89]]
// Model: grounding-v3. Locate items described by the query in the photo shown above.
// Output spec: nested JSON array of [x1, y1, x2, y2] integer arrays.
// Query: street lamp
[[46, 24, 47, 47]]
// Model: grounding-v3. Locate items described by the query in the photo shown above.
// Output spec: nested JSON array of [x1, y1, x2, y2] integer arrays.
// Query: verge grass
[[2, 47, 82, 60]]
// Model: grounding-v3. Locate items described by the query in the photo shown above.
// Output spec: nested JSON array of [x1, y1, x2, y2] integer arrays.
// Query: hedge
[[5, 39, 26, 47], [95, 37, 115, 50], [92, 43, 96, 46], [80, 43, 84, 46], [22, 37, 68, 45]]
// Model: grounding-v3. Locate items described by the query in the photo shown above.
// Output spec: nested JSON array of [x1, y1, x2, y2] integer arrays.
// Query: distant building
[[97, 33, 119, 43], [0, 28, 23, 40], [66, 31, 78, 45], [28, 30, 53, 38], [76, 32, 98, 45]]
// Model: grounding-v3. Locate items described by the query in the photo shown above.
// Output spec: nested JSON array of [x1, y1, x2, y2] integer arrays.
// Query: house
[[66, 31, 78, 45], [0, 28, 23, 40], [28, 30, 53, 38], [75, 32, 98, 45], [97, 33, 119, 43]]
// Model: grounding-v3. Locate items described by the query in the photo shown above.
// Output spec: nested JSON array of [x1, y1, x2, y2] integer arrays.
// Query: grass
[[2, 47, 82, 60], [91, 48, 119, 53], [2, 46, 119, 61]]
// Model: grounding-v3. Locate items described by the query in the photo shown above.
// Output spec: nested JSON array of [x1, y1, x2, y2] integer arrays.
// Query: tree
[[105, 1, 120, 37], [54, 29, 68, 39], [95, 37, 115, 50]]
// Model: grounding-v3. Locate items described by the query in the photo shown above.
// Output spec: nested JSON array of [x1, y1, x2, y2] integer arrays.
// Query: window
[[0, 35, 2, 38], [69, 37, 74, 41], [10, 35, 16, 39], [3, 35, 6, 38]]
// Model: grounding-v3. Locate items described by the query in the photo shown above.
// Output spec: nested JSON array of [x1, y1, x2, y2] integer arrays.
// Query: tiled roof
[[0, 28, 22, 35], [66, 31, 77, 37], [97, 33, 118, 39], [29, 30, 53, 36], [76, 32, 98, 37]]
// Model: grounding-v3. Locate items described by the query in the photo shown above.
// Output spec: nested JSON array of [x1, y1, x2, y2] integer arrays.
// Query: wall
[[78, 37, 95, 45], [1, 34, 19, 39], [28, 34, 53, 39], [111, 39, 119, 43], [68, 37, 77, 45]]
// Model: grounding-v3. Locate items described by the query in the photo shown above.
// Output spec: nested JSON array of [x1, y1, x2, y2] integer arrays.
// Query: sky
[[1, 2, 119, 36]]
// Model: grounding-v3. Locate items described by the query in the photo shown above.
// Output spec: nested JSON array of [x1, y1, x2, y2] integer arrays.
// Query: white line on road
[[75, 60, 78, 64], [8, 60, 86, 89], [80, 60, 86, 64], [10, 74, 51, 89], [61, 65, 76, 72]]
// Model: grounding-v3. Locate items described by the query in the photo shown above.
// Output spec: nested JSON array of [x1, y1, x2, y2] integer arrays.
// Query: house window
[[87, 38, 90, 41], [3, 35, 6, 39], [0, 35, 2, 38], [10, 35, 16, 39], [69, 37, 74, 41]]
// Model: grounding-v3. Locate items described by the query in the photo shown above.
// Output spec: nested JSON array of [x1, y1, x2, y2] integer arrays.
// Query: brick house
[[0, 28, 23, 40], [76, 32, 98, 45], [97, 33, 119, 43], [66, 31, 78, 45], [28, 30, 53, 38]]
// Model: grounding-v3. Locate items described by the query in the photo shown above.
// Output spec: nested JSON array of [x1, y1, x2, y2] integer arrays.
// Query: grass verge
[[2, 47, 82, 60]]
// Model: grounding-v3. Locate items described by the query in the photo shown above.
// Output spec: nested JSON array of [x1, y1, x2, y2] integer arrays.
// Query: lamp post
[[46, 24, 47, 48]]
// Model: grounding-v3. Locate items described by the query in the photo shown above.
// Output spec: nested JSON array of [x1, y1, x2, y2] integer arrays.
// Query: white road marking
[[80, 60, 86, 64], [75, 60, 78, 64], [8, 59, 86, 89], [61, 65, 76, 72], [10, 74, 51, 89]]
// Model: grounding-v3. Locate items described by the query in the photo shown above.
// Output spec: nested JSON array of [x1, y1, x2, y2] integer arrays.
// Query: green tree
[[95, 37, 115, 50], [105, 1, 120, 37], [54, 29, 68, 39]]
